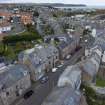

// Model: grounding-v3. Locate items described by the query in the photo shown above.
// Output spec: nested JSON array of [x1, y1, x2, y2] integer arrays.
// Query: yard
[[96, 76, 105, 87], [81, 84, 105, 105], [0, 24, 43, 61]]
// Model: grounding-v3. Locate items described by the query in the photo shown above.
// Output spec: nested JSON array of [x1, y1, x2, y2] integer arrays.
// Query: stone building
[[0, 64, 31, 105], [18, 44, 59, 81], [57, 65, 81, 90]]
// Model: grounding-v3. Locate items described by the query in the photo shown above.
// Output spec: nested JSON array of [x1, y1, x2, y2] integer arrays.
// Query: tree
[[33, 11, 39, 17], [53, 13, 57, 17], [2, 34, 42, 44], [83, 29, 92, 36], [44, 25, 54, 35], [0, 43, 4, 55], [4, 46, 16, 60]]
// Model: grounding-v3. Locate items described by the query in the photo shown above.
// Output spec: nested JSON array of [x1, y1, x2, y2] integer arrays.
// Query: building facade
[[18, 44, 59, 81], [0, 64, 31, 105], [0, 22, 12, 34]]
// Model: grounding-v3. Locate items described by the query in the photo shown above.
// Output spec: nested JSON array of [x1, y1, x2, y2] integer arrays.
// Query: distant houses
[[0, 22, 12, 34], [79, 45, 102, 83]]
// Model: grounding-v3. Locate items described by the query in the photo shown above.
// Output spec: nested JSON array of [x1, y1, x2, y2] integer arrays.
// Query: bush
[[96, 76, 105, 87], [3, 34, 42, 44], [81, 84, 105, 105]]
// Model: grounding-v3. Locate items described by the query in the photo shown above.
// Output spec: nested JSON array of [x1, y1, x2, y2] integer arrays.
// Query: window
[[6, 92, 9, 96], [56, 56, 58, 59], [16, 85, 18, 89], [49, 61, 51, 64]]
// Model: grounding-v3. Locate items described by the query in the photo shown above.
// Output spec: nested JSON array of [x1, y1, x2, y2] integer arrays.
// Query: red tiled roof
[[0, 12, 13, 17]]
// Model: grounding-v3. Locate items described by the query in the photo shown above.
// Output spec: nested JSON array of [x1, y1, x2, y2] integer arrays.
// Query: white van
[[52, 68, 57, 72]]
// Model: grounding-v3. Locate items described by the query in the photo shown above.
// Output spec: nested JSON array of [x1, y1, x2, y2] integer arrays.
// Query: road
[[8, 23, 25, 35], [14, 47, 84, 105]]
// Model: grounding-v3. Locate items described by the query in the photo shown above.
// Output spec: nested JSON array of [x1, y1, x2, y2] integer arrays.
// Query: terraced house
[[18, 44, 59, 81], [44, 34, 80, 59], [0, 64, 31, 105], [57, 65, 81, 90], [78, 45, 102, 83]]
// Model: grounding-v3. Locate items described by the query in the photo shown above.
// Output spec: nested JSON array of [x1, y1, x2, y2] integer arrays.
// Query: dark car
[[24, 90, 34, 99], [40, 76, 49, 84]]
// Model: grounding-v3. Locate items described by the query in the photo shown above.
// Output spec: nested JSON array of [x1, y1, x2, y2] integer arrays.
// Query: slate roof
[[58, 65, 81, 88], [19, 44, 58, 68], [79, 59, 97, 77], [0, 64, 29, 91], [94, 36, 105, 51], [42, 86, 81, 105]]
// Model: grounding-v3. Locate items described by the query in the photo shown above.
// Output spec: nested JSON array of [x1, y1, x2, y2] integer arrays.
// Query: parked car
[[57, 65, 63, 68], [24, 90, 34, 99], [52, 68, 57, 72], [66, 55, 71, 60], [40, 76, 49, 84]]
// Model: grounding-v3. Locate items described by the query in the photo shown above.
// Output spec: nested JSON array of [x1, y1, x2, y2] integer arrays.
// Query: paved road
[[14, 47, 84, 105], [8, 23, 25, 35]]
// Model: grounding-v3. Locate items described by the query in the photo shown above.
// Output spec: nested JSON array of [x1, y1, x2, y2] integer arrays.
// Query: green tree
[[0, 43, 4, 55], [4, 46, 16, 60], [44, 25, 54, 35], [33, 11, 39, 17]]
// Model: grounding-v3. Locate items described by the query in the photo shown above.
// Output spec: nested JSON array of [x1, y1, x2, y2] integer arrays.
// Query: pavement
[[13, 47, 84, 105]]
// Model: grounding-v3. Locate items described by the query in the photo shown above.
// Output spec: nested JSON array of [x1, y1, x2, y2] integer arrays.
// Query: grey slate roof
[[0, 64, 29, 91], [57, 65, 81, 88], [79, 59, 97, 77], [19, 44, 58, 68], [42, 86, 81, 105], [94, 36, 105, 51], [57, 36, 75, 49]]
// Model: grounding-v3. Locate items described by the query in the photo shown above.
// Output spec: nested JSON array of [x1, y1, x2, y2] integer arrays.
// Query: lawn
[[19, 31, 38, 36], [96, 76, 105, 87]]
